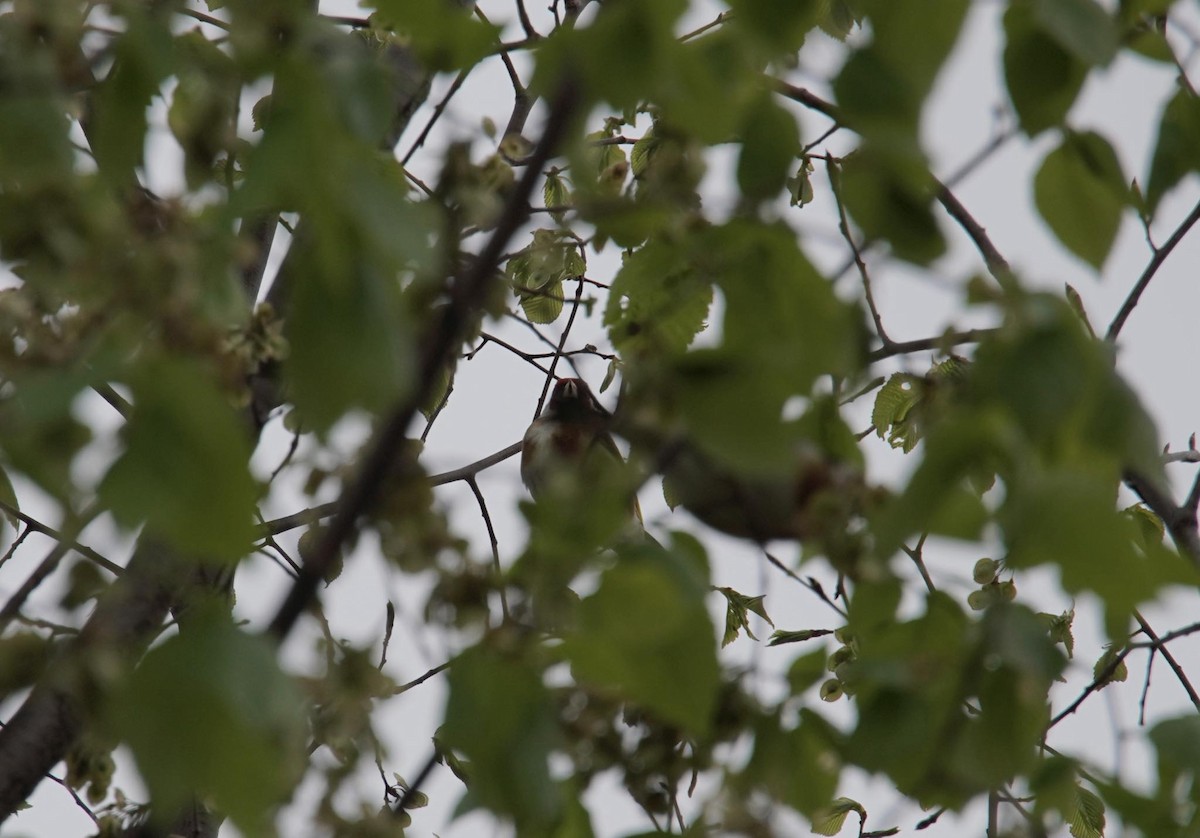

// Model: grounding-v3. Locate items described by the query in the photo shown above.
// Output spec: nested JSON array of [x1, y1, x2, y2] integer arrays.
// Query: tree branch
[[1106, 196, 1200, 341], [266, 76, 579, 640]]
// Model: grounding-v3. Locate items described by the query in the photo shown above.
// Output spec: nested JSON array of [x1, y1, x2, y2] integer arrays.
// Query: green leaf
[[810, 797, 865, 836], [1004, 3, 1088, 135], [1034, 131, 1127, 269], [673, 221, 865, 470], [1151, 715, 1200, 775], [872, 374, 922, 451], [531, 1, 687, 112], [441, 645, 562, 830], [1032, 0, 1119, 66], [745, 708, 841, 817], [543, 167, 571, 218], [99, 358, 259, 562], [89, 11, 176, 182], [0, 465, 17, 530], [1068, 785, 1106, 838], [367, 0, 500, 72], [821, 0, 864, 40], [999, 468, 1189, 629], [285, 243, 416, 433], [786, 647, 831, 694], [1064, 284, 1097, 338], [605, 240, 713, 356], [727, 0, 821, 55], [769, 629, 834, 647], [717, 586, 774, 647], [1145, 88, 1200, 215], [834, 0, 969, 139], [563, 544, 718, 735], [839, 145, 946, 265], [737, 93, 801, 202], [109, 612, 308, 836], [508, 230, 585, 325]]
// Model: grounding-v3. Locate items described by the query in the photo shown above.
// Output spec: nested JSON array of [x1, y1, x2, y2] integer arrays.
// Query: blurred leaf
[[1064, 284, 1096, 337], [727, 0, 821, 55], [1145, 88, 1200, 215], [1032, 0, 1119, 66], [564, 544, 718, 735], [834, 0, 969, 139], [605, 239, 713, 356], [1034, 131, 1127, 269], [786, 647, 830, 695], [89, 11, 175, 182], [745, 708, 840, 817], [810, 797, 865, 835], [531, 0, 686, 111], [285, 245, 415, 433], [368, 0, 500, 72], [1004, 3, 1088, 135], [736, 93, 801, 202], [441, 645, 562, 830], [839, 145, 946, 265], [675, 221, 865, 470], [110, 612, 308, 836], [1151, 715, 1200, 775], [100, 358, 259, 562], [0, 465, 16, 530]]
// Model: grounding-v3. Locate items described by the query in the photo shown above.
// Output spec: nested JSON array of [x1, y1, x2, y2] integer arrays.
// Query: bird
[[520, 377, 643, 523]]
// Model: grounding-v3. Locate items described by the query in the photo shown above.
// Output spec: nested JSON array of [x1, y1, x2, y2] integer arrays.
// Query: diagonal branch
[[1106, 196, 1200, 342], [266, 76, 580, 640]]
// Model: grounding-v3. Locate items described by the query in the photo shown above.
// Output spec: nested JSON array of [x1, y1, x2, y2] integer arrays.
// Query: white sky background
[[6, 0, 1200, 836]]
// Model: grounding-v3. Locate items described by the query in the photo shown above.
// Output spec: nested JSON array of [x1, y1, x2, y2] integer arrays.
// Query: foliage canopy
[[0, 0, 1199, 837]]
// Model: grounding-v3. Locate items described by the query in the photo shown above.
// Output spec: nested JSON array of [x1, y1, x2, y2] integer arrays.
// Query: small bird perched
[[521, 377, 642, 522]]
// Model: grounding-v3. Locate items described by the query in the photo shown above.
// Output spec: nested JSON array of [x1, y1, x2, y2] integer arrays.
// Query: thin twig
[[467, 476, 509, 620], [763, 551, 847, 619], [1134, 611, 1200, 713], [825, 155, 891, 347], [866, 328, 999, 363], [933, 178, 1016, 290], [1106, 196, 1200, 341], [401, 69, 471, 166], [466, 331, 553, 375], [392, 660, 452, 695], [259, 441, 525, 537], [533, 276, 586, 420]]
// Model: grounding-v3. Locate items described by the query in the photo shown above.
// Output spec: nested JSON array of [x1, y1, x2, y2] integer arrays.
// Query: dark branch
[[266, 77, 579, 640], [1106, 197, 1200, 342]]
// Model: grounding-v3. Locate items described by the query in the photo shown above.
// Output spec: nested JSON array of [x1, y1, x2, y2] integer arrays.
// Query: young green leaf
[[1034, 131, 1127, 269]]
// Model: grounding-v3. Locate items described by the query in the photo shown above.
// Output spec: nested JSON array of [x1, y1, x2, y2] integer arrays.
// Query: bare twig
[[1106, 197, 1200, 341], [401, 68, 471, 166], [533, 276, 586, 420], [467, 476, 509, 620], [0, 501, 114, 577], [259, 440, 526, 537], [0, 504, 103, 630], [865, 328, 999, 363], [1134, 611, 1200, 713]]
